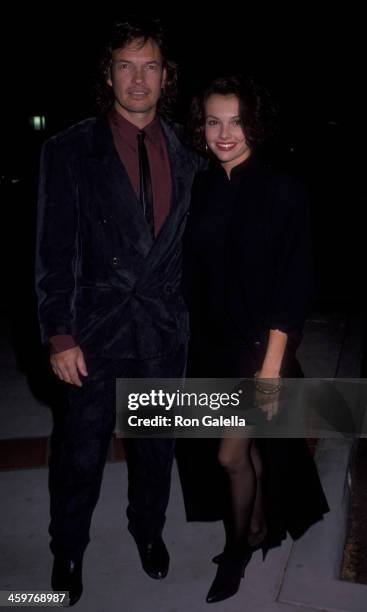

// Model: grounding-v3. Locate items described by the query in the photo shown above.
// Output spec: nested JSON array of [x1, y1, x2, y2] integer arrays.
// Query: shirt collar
[[108, 107, 161, 142]]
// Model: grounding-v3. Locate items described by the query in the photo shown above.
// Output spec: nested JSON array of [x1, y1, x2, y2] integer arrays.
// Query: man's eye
[[146, 64, 158, 71], [118, 63, 129, 70]]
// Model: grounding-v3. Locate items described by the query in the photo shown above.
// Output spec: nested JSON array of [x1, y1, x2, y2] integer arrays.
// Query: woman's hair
[[187, 74, 276, 155], [95, 16, 178, 116]]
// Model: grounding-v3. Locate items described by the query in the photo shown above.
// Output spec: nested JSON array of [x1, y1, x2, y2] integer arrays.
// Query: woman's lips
[[215, 142, 237, 151]]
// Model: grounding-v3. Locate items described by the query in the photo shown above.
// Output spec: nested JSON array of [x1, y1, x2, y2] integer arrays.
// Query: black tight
[[218, 438, 266, 559], [186, 342, 267, 557]]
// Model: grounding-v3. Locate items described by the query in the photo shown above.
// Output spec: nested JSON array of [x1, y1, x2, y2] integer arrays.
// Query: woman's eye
[[207, 119, 218, 126], [233, 119, 242, 126]]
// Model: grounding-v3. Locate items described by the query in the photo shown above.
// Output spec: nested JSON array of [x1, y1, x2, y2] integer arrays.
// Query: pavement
[[0, 309, 366, 612]]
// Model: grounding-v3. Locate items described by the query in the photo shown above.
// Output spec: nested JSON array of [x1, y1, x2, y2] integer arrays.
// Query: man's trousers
[[48, 344, 187, 558]]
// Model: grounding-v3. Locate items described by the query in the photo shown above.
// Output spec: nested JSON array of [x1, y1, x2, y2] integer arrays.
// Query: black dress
[[176, 155, 329, 548]]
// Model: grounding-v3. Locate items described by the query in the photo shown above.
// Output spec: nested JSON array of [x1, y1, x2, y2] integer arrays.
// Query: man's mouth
[[129, 90, 149, 97]]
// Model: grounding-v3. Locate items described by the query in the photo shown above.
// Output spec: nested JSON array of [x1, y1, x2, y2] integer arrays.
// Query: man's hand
[[50, 346, 88, 387]]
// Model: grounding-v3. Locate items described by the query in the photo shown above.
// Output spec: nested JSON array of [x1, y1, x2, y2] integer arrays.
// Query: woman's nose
[[219, 123, 231, 139]]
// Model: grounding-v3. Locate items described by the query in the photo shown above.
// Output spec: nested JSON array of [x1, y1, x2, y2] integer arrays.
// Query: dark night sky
[[3, 6, 365, 128], [1, 6, 365, 304], [3, 7, 365, 189]]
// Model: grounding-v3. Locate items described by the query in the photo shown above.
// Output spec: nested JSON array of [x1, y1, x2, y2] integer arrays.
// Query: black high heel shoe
[[212, 538, 270, 565], [206, 550, 253, 604]]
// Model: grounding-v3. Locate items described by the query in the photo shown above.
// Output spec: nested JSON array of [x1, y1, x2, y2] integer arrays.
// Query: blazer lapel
[[147, 120, 193, 259], [89, 116, 195, 269], [161, 119, 192, 216], [91, 116, 154, 259]]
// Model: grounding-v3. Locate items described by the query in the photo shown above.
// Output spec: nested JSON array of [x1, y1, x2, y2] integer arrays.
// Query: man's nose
[[132, 67, 144, 83]]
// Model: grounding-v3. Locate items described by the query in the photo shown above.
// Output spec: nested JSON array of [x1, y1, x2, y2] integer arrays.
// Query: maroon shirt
[[108, 108, 172, 234], [50, 110, 172, 354]]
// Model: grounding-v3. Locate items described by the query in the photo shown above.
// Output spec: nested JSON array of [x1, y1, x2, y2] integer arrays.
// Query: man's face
[[107, 37, 166, 126]]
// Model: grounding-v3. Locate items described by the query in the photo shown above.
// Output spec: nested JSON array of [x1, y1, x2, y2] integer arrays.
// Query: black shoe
[[212, 538, 270, 565], [136, 536, 169, 579], [206, 551, 253, 604], [51, 556, 83, 606]]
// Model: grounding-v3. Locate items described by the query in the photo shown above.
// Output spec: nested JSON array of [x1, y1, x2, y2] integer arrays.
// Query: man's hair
[[95, 16, 178, 116], [187, 74, 276, 155]]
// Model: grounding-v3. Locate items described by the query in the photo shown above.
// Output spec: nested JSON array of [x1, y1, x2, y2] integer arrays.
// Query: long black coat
[[182, 155, 313, 352], [36, 115, 203, 359], [176, 157, 329, 547]]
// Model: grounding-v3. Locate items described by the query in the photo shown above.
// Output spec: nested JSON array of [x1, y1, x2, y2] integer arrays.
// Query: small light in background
[[29, 115, 46, 131]]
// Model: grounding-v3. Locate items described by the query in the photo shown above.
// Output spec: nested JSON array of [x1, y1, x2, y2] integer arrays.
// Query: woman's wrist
[[255, 367, 281, 379], [254, 370, 281, 394]]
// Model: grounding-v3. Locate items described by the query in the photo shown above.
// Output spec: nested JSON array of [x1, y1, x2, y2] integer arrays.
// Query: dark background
[[0, 7, 365, 376]]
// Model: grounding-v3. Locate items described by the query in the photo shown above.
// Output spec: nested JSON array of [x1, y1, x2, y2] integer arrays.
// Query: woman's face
[[204, 94, 251, 174]]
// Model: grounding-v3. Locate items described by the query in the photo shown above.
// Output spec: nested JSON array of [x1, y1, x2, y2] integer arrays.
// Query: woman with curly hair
[[176, 75, 329, 603]]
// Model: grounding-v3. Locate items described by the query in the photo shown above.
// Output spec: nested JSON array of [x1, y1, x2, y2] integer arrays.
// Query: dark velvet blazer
[[36, 115, 203, 359]]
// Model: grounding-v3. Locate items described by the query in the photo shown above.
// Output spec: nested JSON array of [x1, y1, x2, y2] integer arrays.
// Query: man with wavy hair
[[36, 16, 202, 605]]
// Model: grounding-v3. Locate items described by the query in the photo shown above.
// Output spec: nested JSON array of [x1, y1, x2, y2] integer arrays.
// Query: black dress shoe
[[206, 551, 252, 604], [51, 556, 83, 606], [136, 536, 169, 579]]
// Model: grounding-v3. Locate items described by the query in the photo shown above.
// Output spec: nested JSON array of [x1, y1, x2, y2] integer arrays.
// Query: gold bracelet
[[254, 372, 281, 395]]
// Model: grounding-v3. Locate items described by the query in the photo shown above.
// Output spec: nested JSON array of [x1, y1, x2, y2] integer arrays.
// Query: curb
[[278, 312, 366, 611]]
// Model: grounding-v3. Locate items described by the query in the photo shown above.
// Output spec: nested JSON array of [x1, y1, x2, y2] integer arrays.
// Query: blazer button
[[254, 340, 261, 348], [111, 257, 120, 267]]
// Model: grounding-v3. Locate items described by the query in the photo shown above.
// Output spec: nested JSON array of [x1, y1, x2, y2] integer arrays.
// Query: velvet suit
[[36, 115, 203, 556]]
